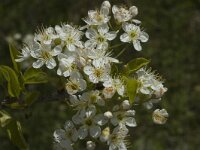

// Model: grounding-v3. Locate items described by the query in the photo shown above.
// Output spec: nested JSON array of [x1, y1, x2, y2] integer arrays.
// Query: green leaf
[[24, 91, 40, 106], [124, 77, 138, 104], [24, 67, 48, 84], [9, 44, 20, 74], [6, 120, 28, 150], [0, 110, 12, 127], [124, 58, 150, 74], [0, 65, 21, 98]]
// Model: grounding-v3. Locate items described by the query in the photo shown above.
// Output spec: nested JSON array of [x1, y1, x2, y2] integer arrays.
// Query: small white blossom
[[56, 24, 84, 51], [112, 5, 138, 23], [76, 106, 107, 139], [86, 141, 96, 150], [57, 54, 76, 77], [85, 24, 117, 50], [65, 72, 87, 95], [34, 27, 57, 45], [15, 46, 31, 62], [105, 126, 129, 150], [31, 43, 62, 69], [120, 23, 149, 51], [81, 90, 105, 106], [153, 109, 169, 125], [53, 121, 78, 150], [84, 59, 111, 83], [103, 77, 125, 98], [136, 68, 167, 97], [83, 1, 111, 26]]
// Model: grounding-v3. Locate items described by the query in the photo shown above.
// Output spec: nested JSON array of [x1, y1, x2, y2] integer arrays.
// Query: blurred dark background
[[0, 0, 200, 149]]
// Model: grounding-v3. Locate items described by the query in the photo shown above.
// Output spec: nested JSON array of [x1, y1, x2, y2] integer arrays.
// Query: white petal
[[94, 114, 108, 125], [125, 117, 137, 127], [32, 59, 44, 68], [52, 45, 62, 56], [85, 40, 97, 49], [84, 66, 94, 75], [85, 29, 97, 39], [112, 5, 119, 14], [89, 125, 101, 138], [67, 44, 76, 51], [129, 6, 138, 16], [139, 32, 149, 42], [78, 126, 88, 139], [98, 24, 109, 35], [120, 33, 131, 42], [46, 58, 56, 69], [133, 40, 142, 51], [105, 31, 117, 41]]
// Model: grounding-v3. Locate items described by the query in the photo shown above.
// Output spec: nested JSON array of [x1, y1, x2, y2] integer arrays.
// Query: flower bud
[[129, 6, 138, 17], [102, 1, 111, 9], [100, 127, 110, 142], [122, 100, 131, 110], [86, 141, 96, 150], [153, 109, 169, 125], [104, 111, 113, 119]]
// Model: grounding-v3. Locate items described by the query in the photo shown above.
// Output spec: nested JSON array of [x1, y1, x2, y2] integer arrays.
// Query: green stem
[[109, 43, 125, 50], [115, 44, 130, 58]]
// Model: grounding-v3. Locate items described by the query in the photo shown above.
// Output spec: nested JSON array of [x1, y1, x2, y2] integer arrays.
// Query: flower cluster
[[16, 1, 168, 150]]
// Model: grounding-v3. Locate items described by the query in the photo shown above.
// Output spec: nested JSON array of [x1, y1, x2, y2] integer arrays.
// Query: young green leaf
[[124, 58, 150, 75], [24, 67, 48, 84], [124, 77, 138, 104], [6, 120, 28, 150], [0, 110, 12, 128], [9, 44, 20, 74], [0, 65, 21, 98]]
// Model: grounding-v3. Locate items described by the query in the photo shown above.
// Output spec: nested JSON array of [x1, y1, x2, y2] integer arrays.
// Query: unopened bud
[[104, 111, 113, 119], [86, 141, 96, 150], [153, 109, 169, 125]]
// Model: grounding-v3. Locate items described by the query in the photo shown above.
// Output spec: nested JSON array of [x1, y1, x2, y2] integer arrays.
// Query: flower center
[[97, 36, 105, 43], [129, 31, 137, 39], [94, 68, 103, 78], [85, 118, 93, 126], [41, 51, 51, 60]]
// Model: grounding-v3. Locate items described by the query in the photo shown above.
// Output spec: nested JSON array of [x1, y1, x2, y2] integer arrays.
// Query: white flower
[[55, 24, 84, 51], [83, 1, 111, 26], [81, 90, 105, 106], [84, 59, 111, 83], [57, 54, 76, 77], [111, 109, 136, 127], [136, 68, 167, 97], [112, 5, 138, 23], [86, 141, 96, 150], [104, 126, 129, 150], [34, 27, 57, 45], [85, 24, 117, 50], [31, 43, 62, 69], [15, 46, 31, 62], [65, 72, 87, 95], [120, 23, 149, 51], [103, 77, 125, 98], [87, 48, 119, 64], [53, 121, 78, 150], [153, 109, 169, 125], [76, 106, 107, 139]]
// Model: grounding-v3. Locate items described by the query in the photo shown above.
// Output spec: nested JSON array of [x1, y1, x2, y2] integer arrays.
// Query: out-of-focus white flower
[[34, 27, 57, 45], [76, 106, 107, 139], [53, 121, 78, 150], [65, 72, 87, 95], [112, 5, 138, 23], [120, 23, 149, 51], [81, 90, 105, 106], [55, 24, 84, 51], [84, 59, 111, 83], [57, 54, 76, 77], [86, 141, 96, 150], [111, 109, 136, 127], [83, 1, 111, 26], [15, 46, 31, 62], [85, 24, 117, 50], [136, 68, 167, 97], [153, 109, 169, 125], [103, 77, 125, 98], [31, 43, 62, 69], [105, 126, 129, 150]]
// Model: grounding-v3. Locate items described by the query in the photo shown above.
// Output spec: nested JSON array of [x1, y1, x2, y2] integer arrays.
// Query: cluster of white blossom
[[16, 1, 168, 150]]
